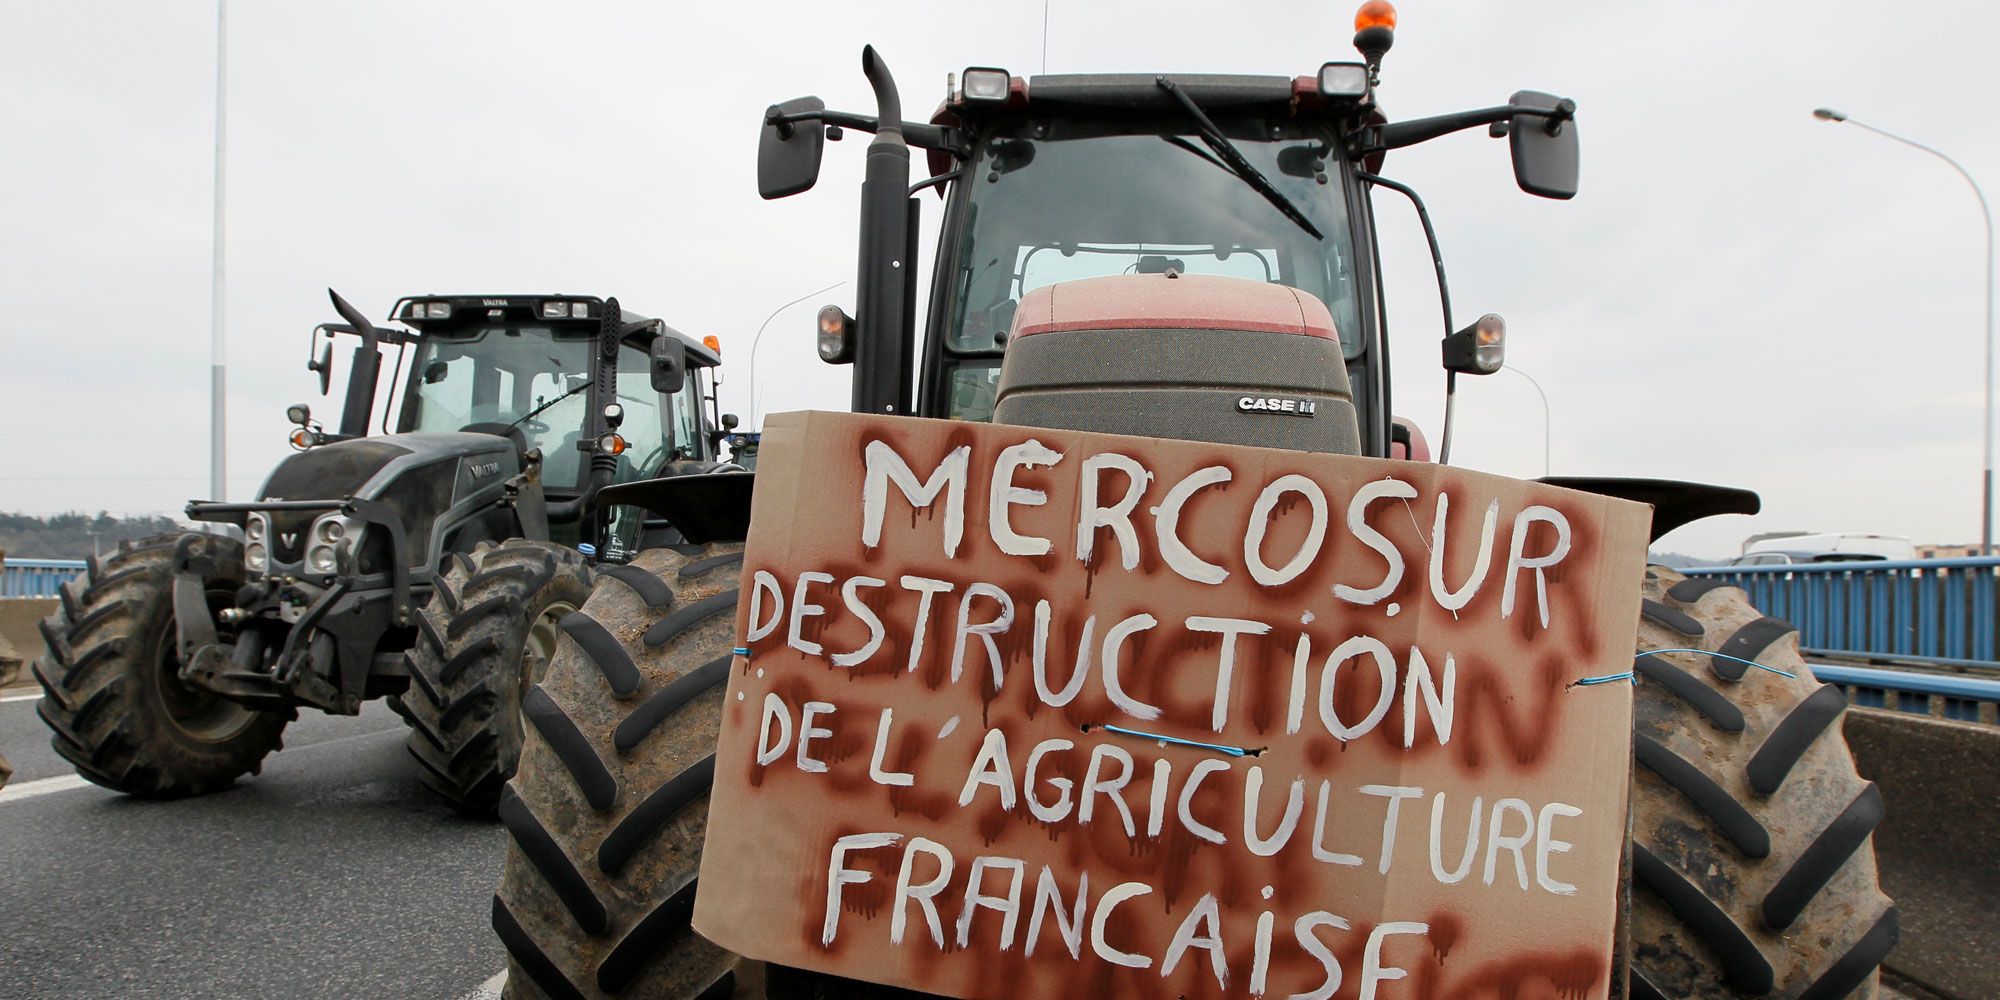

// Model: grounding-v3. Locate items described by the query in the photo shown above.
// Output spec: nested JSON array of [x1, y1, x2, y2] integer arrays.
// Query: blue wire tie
[[732, 646, 751, 657], [1637, 647, 1795, 678], [1099, 724, 1251, 758], [1574, 648, 1796, 689], [1573, 671, 1636, 687]]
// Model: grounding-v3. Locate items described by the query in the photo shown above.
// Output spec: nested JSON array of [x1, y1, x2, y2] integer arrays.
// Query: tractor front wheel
[[492, 544, 745, 1000], [33, 533, 288, 796], [400, 539, 592, 815], [1629, 567, 1896, 999]]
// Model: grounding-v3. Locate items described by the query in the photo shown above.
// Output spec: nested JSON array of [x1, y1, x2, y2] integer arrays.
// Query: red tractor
[[491, 8, 1894, 998]]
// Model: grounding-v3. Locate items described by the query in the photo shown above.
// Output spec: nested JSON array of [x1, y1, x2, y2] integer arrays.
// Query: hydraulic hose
[[547, 450, 617, 524]]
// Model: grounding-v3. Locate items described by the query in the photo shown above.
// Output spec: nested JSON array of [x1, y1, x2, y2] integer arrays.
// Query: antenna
[[1041, 0, 1050, 73]]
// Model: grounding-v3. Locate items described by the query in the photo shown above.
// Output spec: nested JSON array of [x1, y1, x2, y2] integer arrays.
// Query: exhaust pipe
[[850, 46, 915, 417]]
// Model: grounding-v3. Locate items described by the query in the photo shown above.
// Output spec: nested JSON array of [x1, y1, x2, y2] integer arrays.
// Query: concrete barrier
[[0, 599, 55, 688], [1845, 709, 2000, 1000]]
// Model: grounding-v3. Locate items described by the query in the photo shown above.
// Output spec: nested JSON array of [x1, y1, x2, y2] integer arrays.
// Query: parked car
[[1732, 531, 1916, 565]]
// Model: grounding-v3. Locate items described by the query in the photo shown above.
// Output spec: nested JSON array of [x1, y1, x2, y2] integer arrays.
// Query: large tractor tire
[[33, 533, 289, 796], [491, 553, 1898, 999], [401, 539, 593, 814], [492, 543, 745, 1000], [1630, 567, 1896, 999]]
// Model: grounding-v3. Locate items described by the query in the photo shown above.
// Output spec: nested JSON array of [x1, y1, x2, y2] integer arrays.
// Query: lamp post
[[1815, 107, 1995, 554], [209, 0, 228, 501], [746, 281, 844, 425], [1507, 365, 1551, 476]]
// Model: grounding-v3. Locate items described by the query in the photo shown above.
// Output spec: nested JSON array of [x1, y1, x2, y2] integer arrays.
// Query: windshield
[[401, 325, 594, 484], [945, 119, 1363, 360]]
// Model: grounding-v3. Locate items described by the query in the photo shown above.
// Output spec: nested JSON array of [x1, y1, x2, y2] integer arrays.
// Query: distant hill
[[0, 512, 186, 561], [1647, 550, 1718, 569]]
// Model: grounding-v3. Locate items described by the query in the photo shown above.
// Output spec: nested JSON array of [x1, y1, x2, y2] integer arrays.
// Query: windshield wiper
[[1155, 77, 1324, 241], [508, 378, 592, 430]]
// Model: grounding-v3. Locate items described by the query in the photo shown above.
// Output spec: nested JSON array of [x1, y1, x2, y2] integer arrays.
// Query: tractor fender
[[1537, 476, 1759, 542], [597, 469, 756, 545]]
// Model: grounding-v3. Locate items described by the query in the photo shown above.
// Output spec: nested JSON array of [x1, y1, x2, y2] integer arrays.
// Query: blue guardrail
[[1684, 557, 2000, 670], [1685, 557, 2000, 725], [3, 558, 87, 599]]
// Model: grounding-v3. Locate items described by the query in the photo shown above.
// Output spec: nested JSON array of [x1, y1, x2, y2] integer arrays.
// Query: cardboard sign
[[694, 411, 1650, 999]]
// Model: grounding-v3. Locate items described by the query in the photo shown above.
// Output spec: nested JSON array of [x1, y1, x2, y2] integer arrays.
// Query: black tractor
[[493, 11, 1893, 1000], [34, 290, 737, 813]]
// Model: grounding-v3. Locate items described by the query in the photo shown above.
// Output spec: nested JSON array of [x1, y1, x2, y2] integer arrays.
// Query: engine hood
[[253, 431, 524, 572], [258, 432, 516, 503]]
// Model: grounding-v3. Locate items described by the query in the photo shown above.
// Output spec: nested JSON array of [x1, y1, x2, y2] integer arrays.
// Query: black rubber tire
[[494, 544, 746, 1000], [401, 539, 593, 815], [493, 555, 1898, 999], [1631, 567, 1896, 1000], [33, 533, 289, 796]]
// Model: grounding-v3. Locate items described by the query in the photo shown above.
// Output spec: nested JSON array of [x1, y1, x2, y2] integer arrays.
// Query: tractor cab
[[761, 20, 1577, 462], [292, 292, 727, 556], [384, 295, 724, 504]]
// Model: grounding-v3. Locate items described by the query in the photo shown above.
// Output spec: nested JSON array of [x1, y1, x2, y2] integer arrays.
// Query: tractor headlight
[[245, 543, 268, 574], [304, 514, 356, 575], [245, 514, 267, 544], [961, 67, 1012, 104], [1318, 61, 1371, 100], [306, 545, 338, 574]]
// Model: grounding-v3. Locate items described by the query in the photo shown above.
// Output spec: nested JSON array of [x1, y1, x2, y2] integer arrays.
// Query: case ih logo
[[468, 461, 502, 479], [1236, 394, 1317, 416]]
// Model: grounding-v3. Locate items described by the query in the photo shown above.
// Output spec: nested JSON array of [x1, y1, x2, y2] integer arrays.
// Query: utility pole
[[1507, 365, 1552, 477], [209, 0, 229, 501], [1816, 108, 1995, 553], [746, 281, 843, 425]]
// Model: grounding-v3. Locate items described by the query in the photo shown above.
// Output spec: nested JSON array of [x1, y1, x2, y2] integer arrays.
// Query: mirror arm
[[1361, 101, 1574, 154], [765, 108, 967, 156], [909, 167, 963, 197]]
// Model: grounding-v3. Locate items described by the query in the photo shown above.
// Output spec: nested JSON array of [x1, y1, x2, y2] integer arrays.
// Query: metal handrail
[[2, 558, 87, 599], [1687, 558, 2000, 669]]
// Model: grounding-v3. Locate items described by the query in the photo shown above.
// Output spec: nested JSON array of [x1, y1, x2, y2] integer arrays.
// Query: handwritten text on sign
[[692, 411, 1649, 1000]]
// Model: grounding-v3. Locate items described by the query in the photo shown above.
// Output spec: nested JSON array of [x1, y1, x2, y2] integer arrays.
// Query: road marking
[[287, 726, 404, 754], [462, 970, 506, 999], [0, 774, 94, 803], [1, 692, 43, 704], [0, 727, 404, 805]]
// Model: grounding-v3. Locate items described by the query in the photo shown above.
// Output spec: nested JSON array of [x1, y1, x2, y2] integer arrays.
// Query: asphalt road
[[0, 689, 507, 999]]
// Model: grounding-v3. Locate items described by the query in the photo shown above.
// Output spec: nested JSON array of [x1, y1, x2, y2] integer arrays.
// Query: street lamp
[[746, 281, 844, 425], [1815, 107, 1996, 554], [1507, 365, 1551, 477], [209, 0, 229, 501]]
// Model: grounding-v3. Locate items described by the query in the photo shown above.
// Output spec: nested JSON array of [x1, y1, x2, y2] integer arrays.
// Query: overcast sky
[[2, 1, 1995, 558]]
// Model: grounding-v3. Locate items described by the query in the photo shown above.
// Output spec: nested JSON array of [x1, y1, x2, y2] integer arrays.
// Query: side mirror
[[308, 340, 333, 395], [651, 338, 687, 394], [1508, 91, 1579, 200], [759, 97, 828, 200], [1442, 314, 1506, 375], [721, 413, 740, 431]]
